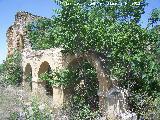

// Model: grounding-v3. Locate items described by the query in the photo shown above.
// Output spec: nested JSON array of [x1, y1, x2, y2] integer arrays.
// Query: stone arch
[[65, 51, 112, 91], [23, 63, 32, 91], [38, 61, 53, 96], [63, 51, 113, 115], [38, 61, 51, 77]]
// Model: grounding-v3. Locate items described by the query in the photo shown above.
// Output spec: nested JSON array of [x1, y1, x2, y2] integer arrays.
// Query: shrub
[[40, 61, 100, 119], [1, 50, 22, 86], [9, 98, 52, 120]]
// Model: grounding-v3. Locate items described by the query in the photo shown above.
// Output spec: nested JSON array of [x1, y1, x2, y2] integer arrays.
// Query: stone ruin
[[6, 11, 137, 120]]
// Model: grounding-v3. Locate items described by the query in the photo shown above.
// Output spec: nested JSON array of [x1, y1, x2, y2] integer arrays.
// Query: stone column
[[98, 90, 107, 117], [32, 81, 39, 95], [52, 86, 64, 108], [31, 73, 39, 95], [97, 73, 110, 117], [22, 75, 27, 87]]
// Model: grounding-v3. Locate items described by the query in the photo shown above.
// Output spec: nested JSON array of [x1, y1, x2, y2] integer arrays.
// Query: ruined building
[[6, 11, 136, 120]]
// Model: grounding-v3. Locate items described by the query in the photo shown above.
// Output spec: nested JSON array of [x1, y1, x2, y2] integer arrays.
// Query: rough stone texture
[[6, 11, 136, 119], [6, 11, 45, 55]]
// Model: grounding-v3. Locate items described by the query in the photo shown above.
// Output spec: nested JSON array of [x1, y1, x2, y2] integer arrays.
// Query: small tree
[[27, 0, 160, 118], [1, 50, 22, 85]]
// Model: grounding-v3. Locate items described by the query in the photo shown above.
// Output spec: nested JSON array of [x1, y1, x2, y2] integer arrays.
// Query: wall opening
[[38, 61, 53, 97], [24, 63, 32, 91], [64, 51, 113, 117], [66, 59, 99, 114]]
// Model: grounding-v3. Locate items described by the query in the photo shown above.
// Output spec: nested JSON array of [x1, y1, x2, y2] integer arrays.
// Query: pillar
[[52, 86, 64, 108]]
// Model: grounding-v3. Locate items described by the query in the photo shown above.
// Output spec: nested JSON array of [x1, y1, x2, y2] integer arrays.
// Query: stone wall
[[6, 11, 45, 56], [6, 11, 136, 119]]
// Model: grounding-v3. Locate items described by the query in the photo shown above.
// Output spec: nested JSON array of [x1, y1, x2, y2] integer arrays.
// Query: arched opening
[[63, 52, 112, 118], [24, 63, 32, 91], [38, 61, 53, 97], [65, 59, 100, 118]]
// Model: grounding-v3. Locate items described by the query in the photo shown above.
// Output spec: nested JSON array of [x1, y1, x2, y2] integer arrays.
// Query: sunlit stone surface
[[6, 11, 137, 119]]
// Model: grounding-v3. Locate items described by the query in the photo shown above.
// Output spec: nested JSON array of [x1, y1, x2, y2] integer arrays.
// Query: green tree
[[27, 0, 160, 118], [1, 50, 23, 85]]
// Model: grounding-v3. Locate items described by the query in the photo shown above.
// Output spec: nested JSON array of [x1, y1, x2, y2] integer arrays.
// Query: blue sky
[[0, 0, 160, 64]]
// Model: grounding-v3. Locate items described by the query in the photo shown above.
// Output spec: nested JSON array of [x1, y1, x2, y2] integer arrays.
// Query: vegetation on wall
[[0, 50, 22, 85], [40, 60, 100, 119], [40, 68, 78, 88], [26, 0, 160, 119]]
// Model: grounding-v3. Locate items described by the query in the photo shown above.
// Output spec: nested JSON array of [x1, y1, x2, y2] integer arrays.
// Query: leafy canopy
[[0, 50, 22, 85], [27, 0, 160, 117]]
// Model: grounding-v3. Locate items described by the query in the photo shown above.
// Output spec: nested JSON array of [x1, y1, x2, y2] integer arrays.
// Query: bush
[[9, 98, 52, 120], [0, 50, 22, 86], [67, 95, 100, 120], [40, 61, 100, 119]]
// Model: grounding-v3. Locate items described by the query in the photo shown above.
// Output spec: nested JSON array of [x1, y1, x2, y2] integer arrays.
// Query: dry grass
[[0, 83, 31, 120]]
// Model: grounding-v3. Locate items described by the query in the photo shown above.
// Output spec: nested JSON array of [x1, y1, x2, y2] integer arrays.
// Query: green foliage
[[9, 112, 19, 120], [0, 64, 4, 74], [40, 68, 78, 88], [27, 0, 160, 118], [9, 98, 52, 120], [26, 18, 56, 50], [148, 8, 160, 27], [40, 60, 98, 89], [41, 61, 100, 119], [1, 50, 22, 85], [27, 0, 146, 52], [69, 96, 99, 120], [23, 100, 52, 120]]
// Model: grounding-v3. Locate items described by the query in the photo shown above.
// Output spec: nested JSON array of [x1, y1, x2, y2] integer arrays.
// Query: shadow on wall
[[24, 63, 32, 91]]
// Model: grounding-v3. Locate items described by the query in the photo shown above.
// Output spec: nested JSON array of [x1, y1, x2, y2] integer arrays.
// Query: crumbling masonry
[[6, 11, 135, 119]]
